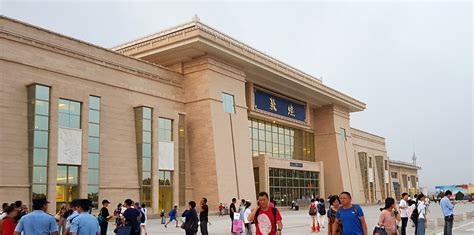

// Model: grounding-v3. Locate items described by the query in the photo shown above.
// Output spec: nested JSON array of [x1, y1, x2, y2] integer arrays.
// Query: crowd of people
[[0, 189, 458, 235]]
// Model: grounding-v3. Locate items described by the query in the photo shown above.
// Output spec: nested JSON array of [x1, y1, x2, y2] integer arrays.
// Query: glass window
[[89, 123, 99, 137], [143, 119, 151, 131], [69, 115, 80, 129], [248, 118, 314, 161], [142, 172, 151, 186], [88, 169, 99, 185], [143, 143, 151, 157], [143, 131, 151, 143], [59, 113, 69, 128], [58, 99, 69, 113], [35, 100, 49, 116], [69, 102, 81, 115], [33, 166, 47, 184], [35, 115, 49, 130], [222, 93, 235, 113], [59, 99, 81, 129], [143, 107, 152, 120], [89, 137, 99, 153], [89, 153, 99, 169], [36, 85, 50, 101], [33, 149, 48, 166], [68, 166, 78, 184], [89, 96, 100, 110], [158, 118, 172, 142], [34, 131, 49, 148], [56, 165, 67, 184], [89, 110, 100, 123], [142, 157, 151, 172]]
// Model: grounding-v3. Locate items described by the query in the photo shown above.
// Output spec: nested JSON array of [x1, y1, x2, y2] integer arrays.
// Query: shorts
[[169, 216, 177, 221]]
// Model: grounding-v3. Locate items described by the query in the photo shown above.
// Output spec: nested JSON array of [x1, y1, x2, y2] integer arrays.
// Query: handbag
[[232, 219, 243, 233], [373, 226, 387, 235]]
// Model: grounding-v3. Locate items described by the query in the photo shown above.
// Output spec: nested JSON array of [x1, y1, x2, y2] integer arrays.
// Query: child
[[164, 205, 179, 228]]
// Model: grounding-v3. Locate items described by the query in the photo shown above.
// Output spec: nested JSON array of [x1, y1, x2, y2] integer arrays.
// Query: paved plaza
[[106, 203, 474, 235]]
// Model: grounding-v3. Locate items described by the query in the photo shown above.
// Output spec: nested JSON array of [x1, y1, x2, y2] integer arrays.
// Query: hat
[[102, 199, 110, 205]]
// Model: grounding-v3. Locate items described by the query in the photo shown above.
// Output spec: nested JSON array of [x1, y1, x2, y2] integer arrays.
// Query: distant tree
[[455, 191, 465, 200]]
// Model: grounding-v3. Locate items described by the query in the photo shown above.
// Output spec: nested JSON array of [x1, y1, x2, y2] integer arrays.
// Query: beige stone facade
[[0, 16, 419, 214], [389, 160, 421, 199]]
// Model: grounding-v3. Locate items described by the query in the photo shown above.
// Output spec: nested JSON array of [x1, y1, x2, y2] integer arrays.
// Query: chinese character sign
[[254, 89, 306, 122]]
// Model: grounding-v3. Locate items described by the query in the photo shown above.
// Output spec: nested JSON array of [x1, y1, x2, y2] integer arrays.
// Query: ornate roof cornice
[[112, 20, 366, 111]]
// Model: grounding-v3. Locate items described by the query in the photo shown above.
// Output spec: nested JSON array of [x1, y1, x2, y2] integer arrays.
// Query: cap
[[102, 199, 110, 205]]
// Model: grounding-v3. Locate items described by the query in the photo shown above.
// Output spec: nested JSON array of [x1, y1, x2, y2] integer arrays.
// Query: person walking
[[98, 199, 111, 235], [181, 201, 199, 235], [1, 205, 19, 235], [308, 198, 318, 232], [327, 195, 341, 235], [416, 194, 427, 235], [248, 191, 283, 235], [219, 203, 224, 216], [14, 197, 58, 235], [199, 198, 209, 235], [138, 203, 148, 235], [398, 193, 409, 235], [377, 197, 401, 235], [70, 199, 100, 235], [243, 201, 252, 235], [317, 198, 327, 229], [164, 206, 179, 228], [332, 192, 367, 235], [440, 190, 454, 235]]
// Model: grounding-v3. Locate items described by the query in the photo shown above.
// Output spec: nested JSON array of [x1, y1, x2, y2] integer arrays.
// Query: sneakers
[[164, 224, 167, 228]]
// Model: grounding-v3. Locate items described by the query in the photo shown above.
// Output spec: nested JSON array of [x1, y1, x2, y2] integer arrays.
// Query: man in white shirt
[[399, 193, 409, 235]]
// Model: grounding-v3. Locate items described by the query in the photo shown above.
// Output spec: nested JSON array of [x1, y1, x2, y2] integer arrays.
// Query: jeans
[[444, 215, 453, 235], [400, 217, 408, 235], [200, 221, 208, 235], [413, 217, 418, 235], [416, 218, 425, 235]]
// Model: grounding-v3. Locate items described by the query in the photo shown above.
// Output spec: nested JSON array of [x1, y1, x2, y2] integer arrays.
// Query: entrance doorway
[[158, 170, 173, 212], [56, 165, 79, 211]]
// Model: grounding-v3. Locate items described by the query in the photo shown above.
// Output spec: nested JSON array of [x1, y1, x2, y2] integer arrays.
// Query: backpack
[[317, 203, 326, 216], [410, 200, 419, 222], [139, 208, 146, 223], [255, 207, 278, 232], [309, 203, 317, 216]]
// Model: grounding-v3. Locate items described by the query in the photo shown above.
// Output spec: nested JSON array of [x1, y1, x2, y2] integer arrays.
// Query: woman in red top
[[2, 205, 19, 235]]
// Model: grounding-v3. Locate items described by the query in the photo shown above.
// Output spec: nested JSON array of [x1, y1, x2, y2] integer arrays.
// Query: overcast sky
[[2, 1, 472, 190]]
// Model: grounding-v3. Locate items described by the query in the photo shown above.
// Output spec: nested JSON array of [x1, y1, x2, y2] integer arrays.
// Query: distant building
[[389, 160, 421, 198]]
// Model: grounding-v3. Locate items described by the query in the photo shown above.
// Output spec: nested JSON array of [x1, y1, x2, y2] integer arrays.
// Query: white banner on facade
[[384, 170, 389, 183], [368, 168, 374, 182], [159, 141, 174, 171], [58, 128, 82, 165]]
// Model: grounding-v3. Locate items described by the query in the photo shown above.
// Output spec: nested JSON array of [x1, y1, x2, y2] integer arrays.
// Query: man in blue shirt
[[14, 197, 58, 235], [334, 192, 367, 235], [440, 190, 455, 235], [70, 199, 100, 235]]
